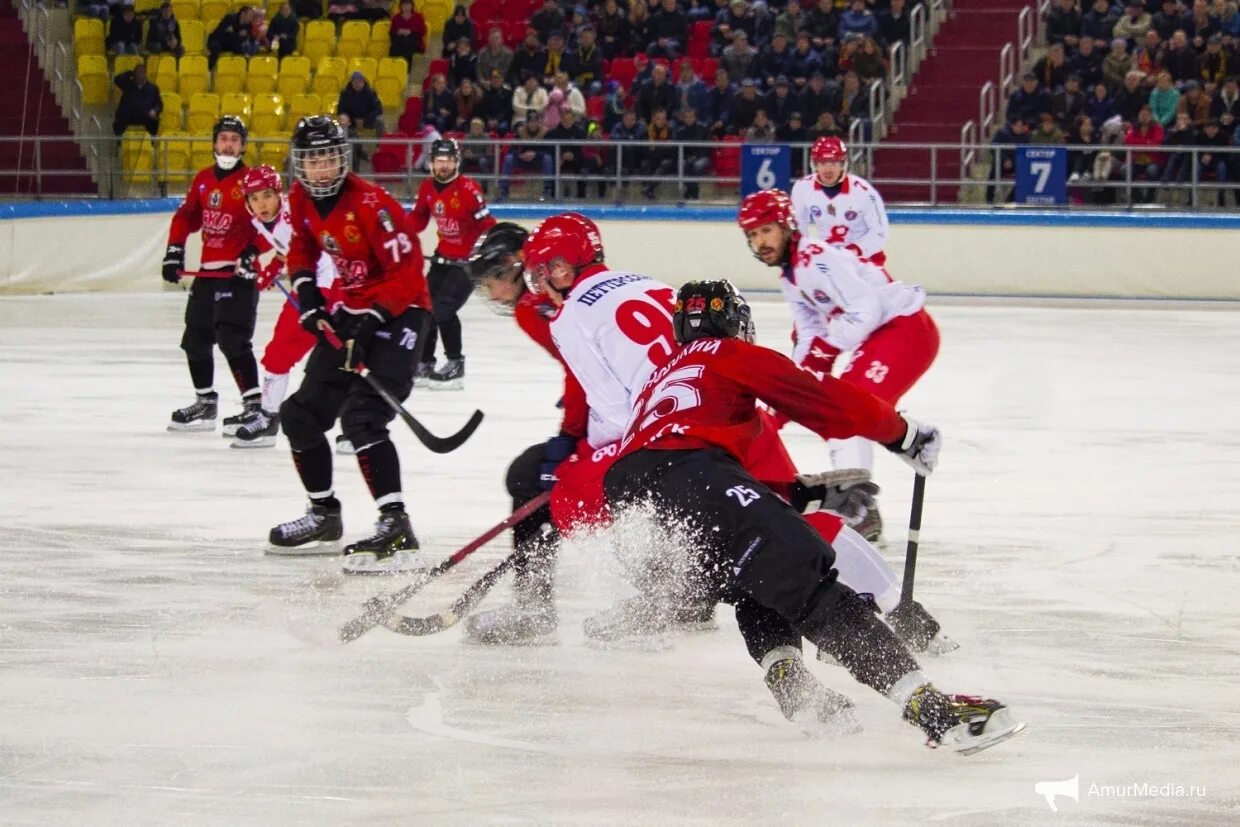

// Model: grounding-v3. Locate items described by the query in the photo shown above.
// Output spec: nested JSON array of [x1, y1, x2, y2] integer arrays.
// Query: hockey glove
[[162, 244, 185, 283], [801, 337, 842, 379], [299, 306, 334, 343], [236, 245, 261, 281], [539, 434, 577, 490], [789, 468, 880, 524], [883, 417, 941, 475], [293, 270, 325, 311], [341, 311, 385, 373]]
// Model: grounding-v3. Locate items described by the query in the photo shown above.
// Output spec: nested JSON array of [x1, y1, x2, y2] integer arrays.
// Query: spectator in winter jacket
[[545, 108, 595, 197], [986, 117, 1030, 203], [1151, 0, 1183, 41], [510, 31, 549, 85], [731, 77, 763, 130], [338, 72, 386, 137], [799, 70, 837, 124], [807, 109, 845, 141], [390, 0, 427, 64], [790, 31, 828, 87], [1034, 43, 1070, 92], [1086, 81, 1118, 127], [713, 0, 757, 57], [705, 68, 735, 135], [1114, 1, 1153, 46], [476, 27, 512, 85], [552, 72, 587, 119], [460, 118, 494, 178], [775, 0, 805, 43], [838, 69, 870, 123], [602, 79, 626, 131], [849, 36, 886, 84], [531, 0, 566, 44], [265, 2, 298, 59], [1123, 104, 1165, 201], [744, 108, 777, 142], [596, 0, 630, 60], [1210, 74, 1240, 135], [479, 70, 514, 133], [512, 74, 549, 125], [609, 109, 646, 179], [675, 61, 711, 123], [499, 117, 553, 200], [721, 30, 759, 83], [566, 27, 604, 90], [1081, 0, 1119, 41], [635, 62, 678, 122], [449, 37, 479, 88], [879, 0, 911, 48], [1008, 73, 1054, 123], [1114, 69, 1151, 121], [806, 0, 838, 53], [676, 107, 713, 198], [1148, 70, 1181, 124], [1103, 38, 1135, 91], [760, 32, 794, 87], [1162, 30, 1200, 81], [1031, 112, 1066, 144], [146, 2, 184, 57], [208, 7, 256, 68], [628, 0, 655, 56], [107, 4, 143, 55], [1177, 79, 1213, 126], [649, 0, 689, 58], [764, 76, 798, 126], [453, 77, 483, 130], [1068, 115, 1100, 182], [1161, 110, 1196, 183], [1197, 34, 1235, 88], [423, 72, 456, 131], [1053, 74, 1088, 128], [1071, 36, 1106, 88], [638, 108, 677, 197], [837, 0, 878, 42], [543, 32, 568, 82], [1045, 0, 1082, 49], [112, 64, 162, 135], [1183, 0, 1219, 48], [440, 5, 474, 58], [1133, 29, 1165, 78]]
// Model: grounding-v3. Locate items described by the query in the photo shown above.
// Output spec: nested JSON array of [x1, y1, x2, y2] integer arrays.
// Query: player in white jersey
[[739, 188, 939, 540], [231, 165, 341, 448], [790, 136, 890, 266]]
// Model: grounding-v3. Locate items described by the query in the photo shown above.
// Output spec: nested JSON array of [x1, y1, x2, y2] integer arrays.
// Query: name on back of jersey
[[576, 273, 649, 306]]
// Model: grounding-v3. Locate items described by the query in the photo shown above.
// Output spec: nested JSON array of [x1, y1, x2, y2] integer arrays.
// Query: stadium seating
[[214, 55, 248, 94], [187, 92, 220, 133], [251, 93, 285, 135], [378, 56, 408, 88], [287, 92, 323, 124], [114, 54, 143, 77], [348, 57, 378, 82], [178, 55, 210, 98], [337, 20, 371, 61], [311, 56, 347, 97], [246, 55, 278, 95], [161, 131, 194, 186], [73, 18, 105, 56], [367, 21, 391, 60], [171, 0, 200, 22], [120, 128, 154, 185], [199, 0, 230, 25], [180, 20, 205, 55], [77, 55, 109, 106], [160, 91, 184, 131], [375, 75, 403, 110], [220, 91, 253, 123], [422, 0, 453, 35], [276, 55, 310, 98]]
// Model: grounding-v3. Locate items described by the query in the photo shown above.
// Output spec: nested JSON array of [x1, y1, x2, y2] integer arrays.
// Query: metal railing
[[4, 134, 1239, 210]]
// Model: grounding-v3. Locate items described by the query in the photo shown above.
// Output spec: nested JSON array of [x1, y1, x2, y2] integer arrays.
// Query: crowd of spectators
[[991, 0, 1240, 204]]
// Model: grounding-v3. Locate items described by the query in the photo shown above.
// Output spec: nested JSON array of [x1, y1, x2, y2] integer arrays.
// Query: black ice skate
[[168, 392, 218, 432], [886, 599, 959, 655], [428, 356, 465, 391], [764, 654, 861, 737], [413, 360, 435, 389], [341, 509, 421, 575], [222, 397, 261, 437], [267, 502, 344, 556], [230, 410, 279, 449], [902, 684, 1026, 755]]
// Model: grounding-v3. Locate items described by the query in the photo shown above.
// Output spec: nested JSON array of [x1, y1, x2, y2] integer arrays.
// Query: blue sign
[[741, 145, 791, 197], [1015, 146, 1067, 205]]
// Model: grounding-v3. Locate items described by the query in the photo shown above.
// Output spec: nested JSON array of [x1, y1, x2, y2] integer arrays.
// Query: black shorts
[[179, 273, 259, 358], [426, 256, 472, 322]]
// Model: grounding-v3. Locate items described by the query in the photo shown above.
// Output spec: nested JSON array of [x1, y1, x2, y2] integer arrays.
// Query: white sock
[[886, 670, 932, 708], [831, 525, 902, 613], [261, 371, 289, 415]]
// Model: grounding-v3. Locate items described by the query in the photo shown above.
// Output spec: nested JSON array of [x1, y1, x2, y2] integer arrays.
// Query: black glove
[[299, 306, 333, 342], [236, 245, 260, 281], [162, 244, 185, 283], [789, 468, 880, 525], [539, 434, 577, 490], [342, 311, 385, 373], [292, 270, 324, 312], [883, 416, 942, 475]]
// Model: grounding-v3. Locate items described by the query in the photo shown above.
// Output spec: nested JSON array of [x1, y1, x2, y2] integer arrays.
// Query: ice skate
[[764, 653, 861, 737], [167, 392, 218, 432], [230, 410, 279, 448], [341, 509, 422, 575], [334, 434, 355, 455], [582, 595, 717, 643], [267, 502, 343, 555], [413, 360, 435, 389], [222, 397, 261, 437], [428, 356, 465, 391], [886, 599, 959, 655], [902, 684, 1026, 755]]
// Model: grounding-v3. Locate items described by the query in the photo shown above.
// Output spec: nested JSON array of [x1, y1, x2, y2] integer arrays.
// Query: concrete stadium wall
[[2, 201, 1238, 300]]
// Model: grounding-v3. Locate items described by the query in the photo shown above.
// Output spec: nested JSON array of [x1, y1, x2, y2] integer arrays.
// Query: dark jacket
[[146, 14, 182, 54], [107, 13, 144, 49], [208, 12, 251, 56], [114, 70, 162, 121], [565, 43, 604, 89], [441, 11, 475, 52], [1007, 86, 1053, 123], [705, 83, 735, 129], [1044, 6, 1080, 46], [267, 10, 299, 46], [635, 78, 678, 123], [479, 83, 514, 129], [676, 120, 713, 158], [510, 44, 548, 85], [338, 80, 383, 123]]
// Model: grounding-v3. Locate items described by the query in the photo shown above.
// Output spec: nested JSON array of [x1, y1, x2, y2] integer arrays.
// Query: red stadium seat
[[608, 58, 636, 92], [501, 20, 527, 48], [371, 149, 404, 173], [586, 94, 605, 123], [712, 135, 743, 186], [398, 96, 424, 132]]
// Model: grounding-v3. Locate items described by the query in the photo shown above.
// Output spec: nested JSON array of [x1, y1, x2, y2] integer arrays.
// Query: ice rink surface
[[1, 289, 1239, 826]]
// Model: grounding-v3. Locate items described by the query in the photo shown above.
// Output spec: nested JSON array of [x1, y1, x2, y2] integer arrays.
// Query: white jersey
[[783, 239, 925, 358], [251, 197, 336, 288], [789, 173, 889, 264], [549, 268, 678, 449]]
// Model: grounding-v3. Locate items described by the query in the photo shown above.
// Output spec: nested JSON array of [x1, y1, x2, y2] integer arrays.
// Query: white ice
[[1, 290, 1238, 826]]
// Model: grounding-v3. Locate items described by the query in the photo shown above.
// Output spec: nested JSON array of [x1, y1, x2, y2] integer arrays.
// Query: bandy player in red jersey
[[228, 164, 343, 449], [789, 137, 890, 265], [407, 138, 497, 390], [602, 281, 1025, 754], [266, 116, 433, 575], [741, 188, 940, 540], [460, 216, 952, 657], [163, 115, 264, 434]]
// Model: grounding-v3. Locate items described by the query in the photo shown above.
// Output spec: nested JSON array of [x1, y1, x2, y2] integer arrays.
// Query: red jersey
[[408, 174, 497, 260], [515, 291, 588, 438], [167, 165, 257, 269], [287, 174, 431, 318], [619, 337, 906, 460]]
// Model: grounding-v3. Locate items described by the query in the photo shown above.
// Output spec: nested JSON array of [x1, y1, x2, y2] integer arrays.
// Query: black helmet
[[213, 114, 248, 144], [467, 222, 529, 314], [672, 280, 755, 345], [429, 137, 460, 182], [291, 115, 351, 199]]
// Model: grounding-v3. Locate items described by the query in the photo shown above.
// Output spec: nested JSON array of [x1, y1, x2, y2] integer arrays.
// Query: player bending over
[[603, 280, 1023, 753]]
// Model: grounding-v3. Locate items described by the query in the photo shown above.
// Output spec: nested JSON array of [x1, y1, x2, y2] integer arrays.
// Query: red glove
[[255, 257, 284, 291], [801, 337, 842, 379]]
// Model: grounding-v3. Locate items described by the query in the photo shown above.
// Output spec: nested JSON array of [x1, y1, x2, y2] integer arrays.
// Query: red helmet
[[521, 212, 604, 293], [242, 164, 282, 195], [738, 188, 797, 233], [810, 136, 848, 164]]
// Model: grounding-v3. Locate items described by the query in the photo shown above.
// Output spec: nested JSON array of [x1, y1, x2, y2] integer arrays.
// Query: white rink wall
[[2, 202, 1238, 299]]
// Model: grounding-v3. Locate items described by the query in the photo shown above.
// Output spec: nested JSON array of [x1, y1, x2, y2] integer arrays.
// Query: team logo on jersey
[[449, 196, 460, 210], [809, 205, 822, 220], [346, 211, 356, 222], [433, 201, 445, 215], [377, 208, 395, 232], [813, 289, 829, 303], [232, 186, 243, 200], [845, 210, 858, 221], [344, 224, 362, 243], [320, 232, 341, 254], [208, 189, 222, 207], [361, 191, 381, 207]]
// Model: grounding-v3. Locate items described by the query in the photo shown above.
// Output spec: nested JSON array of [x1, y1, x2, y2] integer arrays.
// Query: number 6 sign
[[742, 145, 791, 197]]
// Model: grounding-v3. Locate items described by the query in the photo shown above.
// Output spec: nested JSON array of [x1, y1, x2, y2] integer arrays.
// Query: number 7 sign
[[1015, 146, 1066, 205]]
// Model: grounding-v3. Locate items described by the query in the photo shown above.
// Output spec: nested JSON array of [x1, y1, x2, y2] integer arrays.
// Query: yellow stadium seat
[[160, 91, 184, 131], [251, 93, 286, 135], [178, 54, 210, 97], [113, 54, 143, 77], [305, 19, 335, 45], [301, 38, 333, 66], [287, 92, 322, 123], [246, 55, 278, 94], [159, 131, 194, 185], [187, 92, 221, 133], [374, 75, 402, 110], [421, 0, 452, 34], [77, 55, 110, 105], [334, 37, 364, 61], [190, 137, 216, 170], [121, 129, 155, 187], [338, 20, 369, 56], [259, 138, 289, 168], [171, 0, 200, 21], [134, 0, 162, 13], [152, 62, 178, 93], [146, 53, 174, 76], [325, 97, 336, 115], [277, 65, 310, 98], [220, 91, 253, 122], [180, 20, 205, 54], [213, 54, 247, 93], [377, 56, 407, 86], [367, 20, 390, 60], [74, 18, 105, 56], [348, 57, 377, 81], [200, 0, 230, 22]]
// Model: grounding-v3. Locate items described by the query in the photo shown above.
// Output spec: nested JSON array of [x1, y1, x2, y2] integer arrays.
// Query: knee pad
[[730, 508, 842, 626], [280, 393, 326, 451], [180, 325, 214, 361], [339, 398, 391, 449], [215, 322, 253, 360]]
